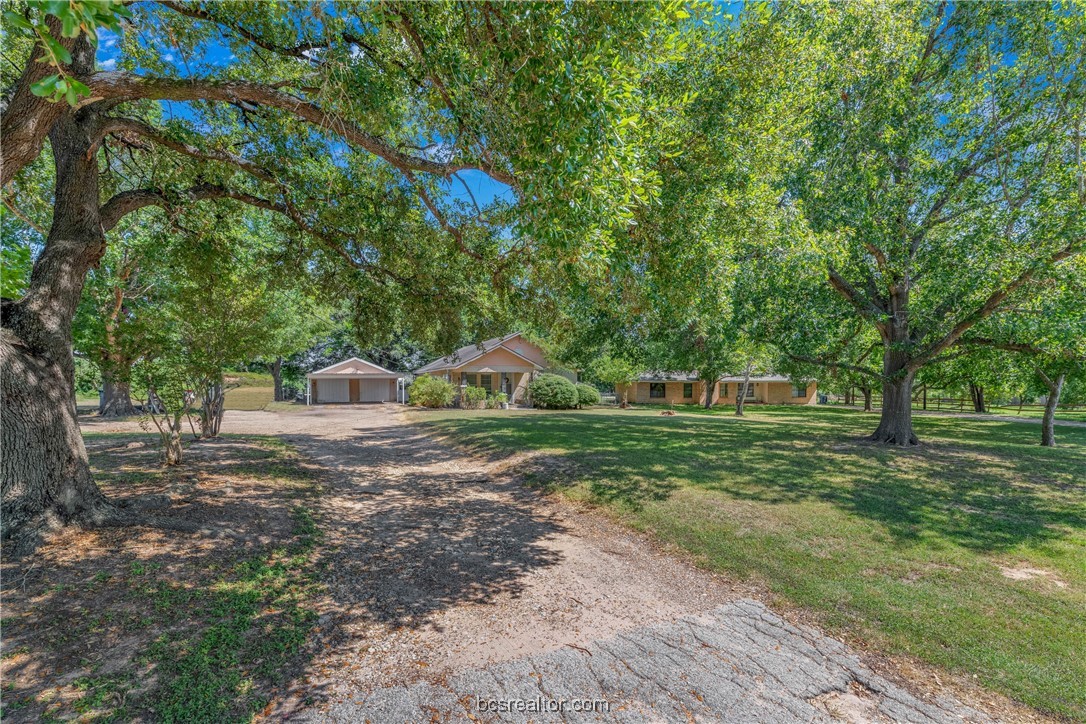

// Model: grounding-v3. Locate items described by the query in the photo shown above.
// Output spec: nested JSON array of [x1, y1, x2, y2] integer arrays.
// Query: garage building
[[306, 358, 404, 404]]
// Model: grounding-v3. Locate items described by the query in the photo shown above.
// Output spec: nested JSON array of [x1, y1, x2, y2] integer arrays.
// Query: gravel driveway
[[82, 405, 995, 722]]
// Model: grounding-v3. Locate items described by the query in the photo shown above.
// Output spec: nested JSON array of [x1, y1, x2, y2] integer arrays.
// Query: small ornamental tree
[[589, 356, 641, 408], [528, 374, 579, 409], [133, 355, 193, 466], [409, 376, 455, 408]]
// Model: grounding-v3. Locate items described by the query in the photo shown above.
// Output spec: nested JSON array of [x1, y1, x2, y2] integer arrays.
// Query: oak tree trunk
[[271, 356, 285, 401], [969, 382, 986, 413], [702, 375, 715, 410], [100, 367, 136, 417], [1, 104, 117, 548], [735, 361, 753, 417], [861, 386, 873, 412], [869, 342, 918, 445], [1039, 371, 1064, 448]]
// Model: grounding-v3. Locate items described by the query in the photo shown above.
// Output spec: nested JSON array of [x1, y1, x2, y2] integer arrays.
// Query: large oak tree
[[0, 0, 690, 548], [782, 2, 1084, 445]]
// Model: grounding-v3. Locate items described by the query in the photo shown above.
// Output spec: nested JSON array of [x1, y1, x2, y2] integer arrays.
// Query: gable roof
[[414, 332, 536, 373], [308, 357, 400, 377]]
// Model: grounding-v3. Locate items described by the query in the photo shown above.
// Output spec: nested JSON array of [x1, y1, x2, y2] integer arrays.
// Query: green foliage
[[73, 356, 100, 396], [0, 231, 33, 299], [575, 383, 601, 408], [488, 392, 508, 409], [528, 373, 578, 409], [770, 3, 1085, 411], [408, 375, 455, 408], [4, 0, 131, 104], [461, 385, 488, 409], [588, 356, 640, 389]]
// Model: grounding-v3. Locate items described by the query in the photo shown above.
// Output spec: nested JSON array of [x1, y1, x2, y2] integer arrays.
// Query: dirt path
[[80, 407, 1003, 722]]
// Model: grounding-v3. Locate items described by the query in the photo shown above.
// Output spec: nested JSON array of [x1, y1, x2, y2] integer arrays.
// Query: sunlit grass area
[[411, 405, 1086, 719]]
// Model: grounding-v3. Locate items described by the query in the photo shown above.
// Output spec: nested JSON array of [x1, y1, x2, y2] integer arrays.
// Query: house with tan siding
[[617, 372, 817, 407], [414, 333, 569, 404]]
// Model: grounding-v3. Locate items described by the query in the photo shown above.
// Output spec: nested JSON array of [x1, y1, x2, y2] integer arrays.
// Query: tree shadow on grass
[[414, 409, 1086, 554]]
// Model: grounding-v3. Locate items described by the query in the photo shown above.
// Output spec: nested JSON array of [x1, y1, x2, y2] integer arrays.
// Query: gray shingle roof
[[414, 333, 520, 374]]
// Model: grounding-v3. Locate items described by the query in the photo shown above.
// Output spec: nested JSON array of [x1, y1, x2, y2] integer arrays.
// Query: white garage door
[[360, 379, 390, 402], [317, 379, 349, 403]]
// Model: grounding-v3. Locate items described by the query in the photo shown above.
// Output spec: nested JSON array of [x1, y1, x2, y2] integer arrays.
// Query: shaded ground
[[0, 435, 322, 721], [6, 405, 1060, 721]]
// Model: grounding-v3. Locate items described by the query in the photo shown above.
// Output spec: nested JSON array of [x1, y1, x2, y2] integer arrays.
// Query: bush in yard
[[462, 385, 488, 408], [409, 376, 455, 408], [576, 383, 601, 408], [529, 374, 579, 409]]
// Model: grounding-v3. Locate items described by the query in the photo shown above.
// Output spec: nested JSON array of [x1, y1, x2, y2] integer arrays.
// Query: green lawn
[[411, 405, 1086, 719]]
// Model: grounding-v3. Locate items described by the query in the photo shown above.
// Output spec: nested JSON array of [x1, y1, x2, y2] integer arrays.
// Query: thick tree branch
[[908, 240, 1081, 370], [785, 353, 884, 382], [827, 266, 887, 330], [79, 71, 517, 187], [94, 116, 277, 185]]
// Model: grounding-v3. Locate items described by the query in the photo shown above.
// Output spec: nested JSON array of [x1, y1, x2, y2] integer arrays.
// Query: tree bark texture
[[861, 386, 873, 412], [271, 356, 284, 402], [1, 98, 117, 548], [1038, 370, 1064, 448], [969, 382, 986, 414], [735, 361, 753, 417], [199, 382, 226, 438], [869, 342, 918, 445], [100, 368, 136, 417]]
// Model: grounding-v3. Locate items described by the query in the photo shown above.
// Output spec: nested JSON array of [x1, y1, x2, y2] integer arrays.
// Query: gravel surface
[[80, 406, 996, 722]]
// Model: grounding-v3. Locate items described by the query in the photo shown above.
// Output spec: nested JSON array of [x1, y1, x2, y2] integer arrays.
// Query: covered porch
[[454, 365, 537, 404]]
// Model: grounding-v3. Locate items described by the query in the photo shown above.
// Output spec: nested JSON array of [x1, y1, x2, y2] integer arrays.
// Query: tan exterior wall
[[617, 381, 701, 405], [425, 369, 533, 403], [500, 334, 548, 367], [763, 381, 817, 404], [312, 377, 399, 403], [617, 380, 817, 406]]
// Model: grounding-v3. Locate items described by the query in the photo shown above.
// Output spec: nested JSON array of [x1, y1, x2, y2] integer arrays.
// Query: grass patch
[[224, 386, 274, 411], [146, 507, 321, 722], [411, 405, 1086, 719]]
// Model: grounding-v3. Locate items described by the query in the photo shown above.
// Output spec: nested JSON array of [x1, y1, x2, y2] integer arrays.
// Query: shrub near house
[[576, 383, 601, 408], [409, 375, 456, 408], [462, 386, 488, 409], [529, 374, 579, 409]]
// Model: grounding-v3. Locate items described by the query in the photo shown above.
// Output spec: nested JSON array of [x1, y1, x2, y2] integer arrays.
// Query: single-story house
[[617, 372, 817, 406], [414, 332, 571, 404], [306, 357, 404, 404]]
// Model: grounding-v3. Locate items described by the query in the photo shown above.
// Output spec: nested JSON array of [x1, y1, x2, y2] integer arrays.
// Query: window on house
[[480, 374, 493, 392], [721, 383, 728, 397], [792, 385, 806, 397], [649, 382, 666, 399], [682, 383, 693, 399]]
